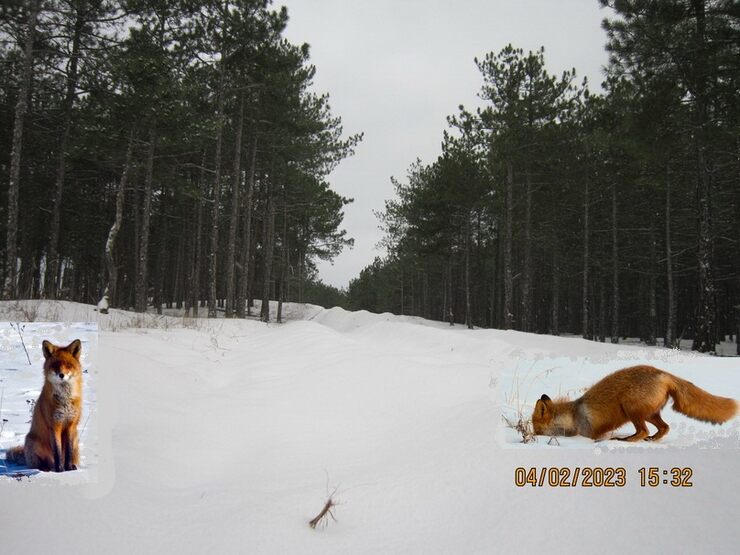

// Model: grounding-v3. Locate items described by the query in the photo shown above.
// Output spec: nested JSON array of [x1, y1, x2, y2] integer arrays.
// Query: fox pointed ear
[[540, 394, 551, 402], [535, 398, 551, 420], [42, 340, 57, 360], [66, 339, 82, 360]]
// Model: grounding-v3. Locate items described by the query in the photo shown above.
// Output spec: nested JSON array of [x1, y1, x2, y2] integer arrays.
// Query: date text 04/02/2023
[[513, 467, 693, 488]]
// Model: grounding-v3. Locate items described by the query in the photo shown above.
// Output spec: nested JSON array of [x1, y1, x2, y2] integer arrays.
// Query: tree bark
[[154, 192, 168, 315], [45, 6, 84, 299], [647, 224, 657, 346], [237, 135, 258, 318], [690, 0, 716, 353], [522, 166, 532, 332], [465, 212, 473, 329], [582, 173, 590, 339], [225, 93, 245, 317], [260, 178, 275, 322], [173, 221, 185, 309], [208, 58, 227, 318], [191, 152, 206, 317], [102, 130, 135, 308], [422, 270, 429, 320], [247, 215, 258, 315], [277, 193, 288, 324], [664, 163, 676, 347], [400, 266, 404, 315], [599, 277, 606, 343], [551, 247, 560, 336], [610, 183, 619, 344], [135, 127, 156, 312], [4, 0, 40, 299], [442, 263, 448, 323], [503, 161, 514, 329]]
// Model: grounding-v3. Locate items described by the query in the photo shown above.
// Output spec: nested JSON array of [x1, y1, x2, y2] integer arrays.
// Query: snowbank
[[0, 300, 738, 553]]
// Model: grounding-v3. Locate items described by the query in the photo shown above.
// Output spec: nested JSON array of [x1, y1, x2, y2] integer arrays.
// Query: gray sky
[[280, 0, 612, 289]]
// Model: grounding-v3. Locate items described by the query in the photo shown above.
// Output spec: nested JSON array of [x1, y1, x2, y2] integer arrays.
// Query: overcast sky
[[280, 0, 612, 289]]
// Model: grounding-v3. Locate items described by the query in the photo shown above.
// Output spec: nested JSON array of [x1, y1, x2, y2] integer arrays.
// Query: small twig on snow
[[502, 413, 536, 444], [10, 323, 31, 365], [309, 490, 339, 529], [309, 472, 341, 529]]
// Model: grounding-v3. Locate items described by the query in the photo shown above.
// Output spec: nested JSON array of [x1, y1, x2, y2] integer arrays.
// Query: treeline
[[348, 0, 739, 354], [0, 0, 360, 321]]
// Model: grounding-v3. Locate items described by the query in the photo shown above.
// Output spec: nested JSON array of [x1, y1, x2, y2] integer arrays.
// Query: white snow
[[0, 299, 738, 553]]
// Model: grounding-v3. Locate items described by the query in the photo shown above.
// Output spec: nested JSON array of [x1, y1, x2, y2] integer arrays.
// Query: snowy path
[[0, 301, 739, 553]]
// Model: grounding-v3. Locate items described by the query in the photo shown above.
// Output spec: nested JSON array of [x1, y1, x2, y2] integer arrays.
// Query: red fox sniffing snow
[[531, 365, 738, 442], [5, 340, 83, 471]]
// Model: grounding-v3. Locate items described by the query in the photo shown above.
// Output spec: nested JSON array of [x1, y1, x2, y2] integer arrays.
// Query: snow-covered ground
[[0, 300, 738, 553]]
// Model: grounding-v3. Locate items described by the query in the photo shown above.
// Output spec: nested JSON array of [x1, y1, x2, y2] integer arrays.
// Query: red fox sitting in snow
[[5, 340, 83, 471], [531, 365, 738, 441]]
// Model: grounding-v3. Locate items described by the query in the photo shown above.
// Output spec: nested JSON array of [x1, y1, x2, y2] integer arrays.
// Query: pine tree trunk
[[400, 267, 404, 315], [735, 141, 740, 356], [133, 179, 140, 301], [297, 248, 305, 303], [410, 269, 415, 316], [277, 195, 287, 324], [102, 130, 134, 308], [442, 266, 448, 323], [225, 94, 245, 317], [260, 179, 275, 323], [664, 163, 676, 347], [647, 224, 657, 346], [503, 161, 514, 329], [17, 249, 34, 300], [551, 247, 560, 336], [237, 135, 258, 318], [191, 152, 206, 317], [135, 127, 156, 313], [45, 8, 83, 299], [490, 235, 498, 328], [610, 183, 619, 343], [154, 201, 168, 315], [693, 145, 716, 352], [208, 59, 227, 318], [522, 166, 532, 332], [174, 225, 184, 310], [690, 0, 716, 353], [423, 270, 429, 319], [447, 258, 454, 325], [247, 220, 258, 315], [465, 212, 473, 329], [599, 277, 606, 343], [3, 0, 39, 299], [582, 173, 590, 339]]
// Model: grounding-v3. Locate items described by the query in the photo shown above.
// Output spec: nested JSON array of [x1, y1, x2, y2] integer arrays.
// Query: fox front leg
[[51, 428, 64, 472], [62, 427, 79, 471]]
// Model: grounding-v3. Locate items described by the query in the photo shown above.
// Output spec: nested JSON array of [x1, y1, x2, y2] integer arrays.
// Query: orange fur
[[5, 340, 83, 471], [531, 365, 738, 442]]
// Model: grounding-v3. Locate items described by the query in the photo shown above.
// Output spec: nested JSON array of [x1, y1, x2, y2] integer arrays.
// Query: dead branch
[[308, 496, 338, 529], [502, 414, 536, 444]]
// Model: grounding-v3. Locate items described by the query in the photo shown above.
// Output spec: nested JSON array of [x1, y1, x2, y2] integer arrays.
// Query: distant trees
[[350, 0, 740, 354], [0, 0, 360, 317]]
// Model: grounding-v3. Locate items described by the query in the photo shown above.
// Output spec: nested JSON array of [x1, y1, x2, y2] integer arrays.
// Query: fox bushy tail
[[4, 445, 26, 465], [669, 376, 738, 424]]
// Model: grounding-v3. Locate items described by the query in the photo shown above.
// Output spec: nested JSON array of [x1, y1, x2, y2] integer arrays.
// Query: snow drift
[[0, 300, 738, 553]]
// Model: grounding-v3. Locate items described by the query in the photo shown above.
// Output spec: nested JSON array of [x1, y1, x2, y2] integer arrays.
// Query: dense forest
[[2, 1, 739, 354], [0, 0, 360, 321], [348, 0, 740, 354]]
